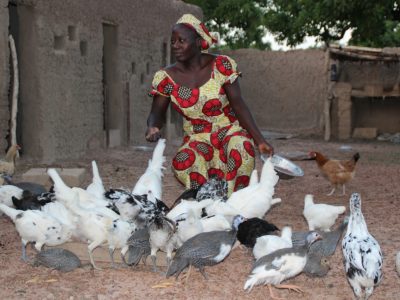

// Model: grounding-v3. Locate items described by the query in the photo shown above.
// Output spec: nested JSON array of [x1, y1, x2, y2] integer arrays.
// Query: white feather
[[227, 158, 280, 218], [132, 138, 166, 199], [253, 226, 293, 260], [303, 194, 346, 231]]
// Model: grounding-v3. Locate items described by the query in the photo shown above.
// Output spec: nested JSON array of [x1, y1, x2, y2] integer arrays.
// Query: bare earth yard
[[1, 137, 400, 299]]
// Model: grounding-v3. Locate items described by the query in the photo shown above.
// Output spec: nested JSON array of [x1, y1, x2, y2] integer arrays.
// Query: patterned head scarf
[[176, 14, 218, 50]]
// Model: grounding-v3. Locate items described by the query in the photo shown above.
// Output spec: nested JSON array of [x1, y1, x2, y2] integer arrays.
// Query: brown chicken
[[0, 144, 21, 177], [309, 151, 360, 196]]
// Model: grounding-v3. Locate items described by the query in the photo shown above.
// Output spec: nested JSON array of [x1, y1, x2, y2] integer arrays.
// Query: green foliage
[[264, 0, 399, 47], [183, 0, 400, 48]]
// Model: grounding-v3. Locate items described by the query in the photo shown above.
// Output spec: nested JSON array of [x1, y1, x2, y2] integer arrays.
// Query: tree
[[262, 0, 400, 47], [184, 0, 400, 49], [183, 0, 271, 50]]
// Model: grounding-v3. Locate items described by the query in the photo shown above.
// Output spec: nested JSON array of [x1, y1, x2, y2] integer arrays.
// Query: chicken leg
[[275, 283, 304, 293], [88, 240, 103, 270], [267, 284, 284, 300]]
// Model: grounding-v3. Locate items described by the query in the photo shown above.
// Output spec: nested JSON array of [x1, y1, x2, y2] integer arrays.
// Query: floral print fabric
[[149, 55, 255, 195]]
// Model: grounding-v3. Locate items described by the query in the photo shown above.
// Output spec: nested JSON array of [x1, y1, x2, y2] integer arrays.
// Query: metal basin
[[261, 154, 304, 179]]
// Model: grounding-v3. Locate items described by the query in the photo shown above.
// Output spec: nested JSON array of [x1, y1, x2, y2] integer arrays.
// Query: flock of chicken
[[0, 139, 395, 299]]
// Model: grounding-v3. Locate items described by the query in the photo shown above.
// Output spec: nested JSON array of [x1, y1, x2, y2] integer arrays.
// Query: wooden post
[[9, 34, 19, 157]]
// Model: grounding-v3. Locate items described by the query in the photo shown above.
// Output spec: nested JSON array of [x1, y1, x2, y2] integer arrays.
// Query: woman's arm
[[145, 95, 170, 142], [224, 79, 274, 156]]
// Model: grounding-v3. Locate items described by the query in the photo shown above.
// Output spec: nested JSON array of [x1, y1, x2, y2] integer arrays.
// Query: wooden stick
[[9, 34, 19, 157]]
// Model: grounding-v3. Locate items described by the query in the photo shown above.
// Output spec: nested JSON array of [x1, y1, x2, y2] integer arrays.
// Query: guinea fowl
[[303, 194, 346, 231], [253, 226, 292, 260], [166, 215, 246, 279], [132, 138, 166, 199], [292, 217, 349, 257], [33, 248, 82, 272], [244, 231, 322, 297], [0, 203, 72, 261], [227, 157, 281, 219], [342, 193, 383, 300], [123, 227, 151, 267], [2, 174, 47, 196], [237, 217, 279, 248]]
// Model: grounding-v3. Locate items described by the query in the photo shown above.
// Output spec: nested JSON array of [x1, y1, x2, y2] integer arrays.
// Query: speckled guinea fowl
[[237, 217, 279, 248], [244, 231, 322, 296], [292, 217, 348, 257], [166, 215, 245, 279], [33, 248, 82, 272], [123, 227, 151, 266]]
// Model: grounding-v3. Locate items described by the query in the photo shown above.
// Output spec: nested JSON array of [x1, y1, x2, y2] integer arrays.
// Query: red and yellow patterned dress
[[149, 55, 255, 196]]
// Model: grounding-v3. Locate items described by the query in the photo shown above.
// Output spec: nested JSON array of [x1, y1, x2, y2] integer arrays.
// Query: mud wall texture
[[2, 0, 200, 163], [222, 49, 327, 136], [0, 0, 9, 153]]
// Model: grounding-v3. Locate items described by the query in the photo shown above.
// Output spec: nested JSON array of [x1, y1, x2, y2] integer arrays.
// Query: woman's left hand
[[258, 142, 274, 157]]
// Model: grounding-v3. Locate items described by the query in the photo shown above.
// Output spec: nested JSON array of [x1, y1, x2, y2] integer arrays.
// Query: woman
[[146, 14, 274, 196]]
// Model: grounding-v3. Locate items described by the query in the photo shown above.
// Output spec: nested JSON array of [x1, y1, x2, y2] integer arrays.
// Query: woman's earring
[[201, 39, 209, 50]]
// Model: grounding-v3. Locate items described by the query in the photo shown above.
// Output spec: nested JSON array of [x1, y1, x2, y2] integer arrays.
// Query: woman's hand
[[258, 142, 274, 157], [145, 127, 161, 142]]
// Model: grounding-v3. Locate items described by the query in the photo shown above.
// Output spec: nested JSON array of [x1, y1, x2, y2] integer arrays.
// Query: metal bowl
[[261, 154, 304, 179]]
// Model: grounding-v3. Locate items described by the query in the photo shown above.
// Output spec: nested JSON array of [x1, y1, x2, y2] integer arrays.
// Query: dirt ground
[[1, 137, 400, 300]]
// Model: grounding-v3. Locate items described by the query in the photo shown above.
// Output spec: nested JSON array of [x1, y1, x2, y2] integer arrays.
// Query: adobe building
[[0, 0, 200, 162], [1, 1, 399, 163]]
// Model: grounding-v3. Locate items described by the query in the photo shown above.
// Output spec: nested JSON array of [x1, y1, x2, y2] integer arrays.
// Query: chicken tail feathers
[[353, 152, 360, 163], [91, 160, 103, 187], [0, 203, 21, 221], [148, 139, 166, 172]]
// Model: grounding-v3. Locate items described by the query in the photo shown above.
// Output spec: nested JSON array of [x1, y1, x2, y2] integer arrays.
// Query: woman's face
[[171, 24, 200, 62]]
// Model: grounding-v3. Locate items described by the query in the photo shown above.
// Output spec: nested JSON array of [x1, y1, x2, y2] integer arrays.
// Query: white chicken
[[248, 169, 258, 186], [0, 184, 23, 209], [253, 226, 293, 260], [204, 199, 240, 217], [86, 160, 106, 200], [303, 194, 346, 231], [167, 198, 213, 220], [342, 193, 383, 300], [132, 138, 166, 199], [0, 203, 72, 261], [107, 218, 137, 267], [40, 201, 79, 240], [48, 168, 110, 210], [227, 157, 280, 219], [200, 214, 231, 232], [175, 209, 203, 246], [148, 213, 178, 271]]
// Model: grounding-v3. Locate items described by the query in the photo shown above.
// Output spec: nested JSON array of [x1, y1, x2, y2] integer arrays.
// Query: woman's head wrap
[[176, 14, 218, 50]]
